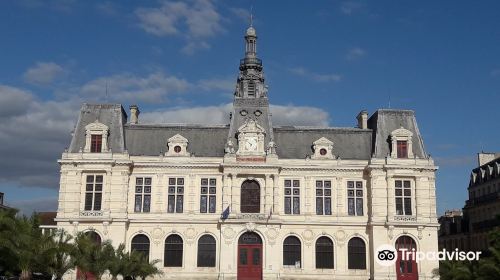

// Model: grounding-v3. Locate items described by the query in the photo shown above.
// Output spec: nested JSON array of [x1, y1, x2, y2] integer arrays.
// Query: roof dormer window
[[90, 135, 102, 153], [84, 120, 109, 153], [311, 137, 334, 159], [390, 127, 414, 159], [397, 140, 408, 158]]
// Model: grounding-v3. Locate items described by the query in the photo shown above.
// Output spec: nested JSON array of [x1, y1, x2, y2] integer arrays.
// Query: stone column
[[272, 174, 280, 215], [264, 175, 273, 215], [188, 174, 196, 214], [304, 176, 313, 215], [231, 173, 239, 214]]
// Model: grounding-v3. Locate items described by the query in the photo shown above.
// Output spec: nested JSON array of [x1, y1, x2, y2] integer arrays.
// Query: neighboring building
[[438, 153, 500, 253], [438, 209, 467, 251], [0, 192, 13, 211], [55, 25, 439, 280], [38, 211, 58, 235]]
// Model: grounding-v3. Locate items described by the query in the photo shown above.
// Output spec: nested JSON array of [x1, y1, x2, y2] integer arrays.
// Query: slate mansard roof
[[67, 103, 429, 160]]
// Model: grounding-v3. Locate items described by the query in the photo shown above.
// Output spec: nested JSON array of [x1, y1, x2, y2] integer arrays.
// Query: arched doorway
[[76, 231, 101, 280], [237, 232, 262, 280], [396, 235, 418, 280], [241, 180, 260, 213]]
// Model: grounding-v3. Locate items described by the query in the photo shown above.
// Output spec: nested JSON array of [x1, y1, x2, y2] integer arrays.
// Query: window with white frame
[[347, 181, 363, 216], [84, 175, 103, 211], [284, 180, 300, 214], [168, 177, 184, 213], [316, 180, 332, 215], [395, 180, 412, 215], [84, 121, 109, 153], [135, 177, 151, 213], [390, 127, 414, 159], [200, 178, 216, 213]]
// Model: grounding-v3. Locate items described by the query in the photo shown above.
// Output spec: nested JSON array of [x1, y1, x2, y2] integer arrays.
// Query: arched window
[[241, 180, 260, 213], [348, 237, 366, 269], [198, 235, 216, 267], [316, 236, 334, 269], [165, 234, 183, 267], [131, 234, 150, 261], [283, 236, 301, 267]]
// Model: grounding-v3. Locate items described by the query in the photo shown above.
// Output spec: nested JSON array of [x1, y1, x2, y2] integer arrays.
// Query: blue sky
[[0, 0, 499, 215]]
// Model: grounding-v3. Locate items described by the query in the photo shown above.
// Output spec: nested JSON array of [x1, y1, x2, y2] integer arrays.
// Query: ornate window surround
[[84, 120, 109, 153], [311, 137, 334, 159], [166, 134, 190, 157], [390, 127, 414, 158]]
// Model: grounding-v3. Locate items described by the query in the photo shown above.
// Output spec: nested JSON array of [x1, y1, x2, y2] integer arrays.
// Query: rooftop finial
[[250, 5, 253, 27]]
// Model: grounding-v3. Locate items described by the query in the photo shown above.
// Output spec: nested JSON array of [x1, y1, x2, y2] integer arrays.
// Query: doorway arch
[[396, 235, 418, 280], [237, 232, 262, 280]]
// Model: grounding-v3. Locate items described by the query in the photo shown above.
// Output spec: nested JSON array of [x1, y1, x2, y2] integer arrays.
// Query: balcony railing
[[240, 57, 262, 66], [466, 193, 499, 206], [393, 215, 417, 222], [80, 210, 103, 217]]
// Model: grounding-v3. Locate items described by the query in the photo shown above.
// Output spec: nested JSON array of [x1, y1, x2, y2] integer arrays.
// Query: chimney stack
[[356, 110, 368, 129], [130, 105, 140, 124]]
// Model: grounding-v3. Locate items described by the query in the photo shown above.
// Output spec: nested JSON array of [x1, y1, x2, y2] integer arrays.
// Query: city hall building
[[56, 25, 439, 279]]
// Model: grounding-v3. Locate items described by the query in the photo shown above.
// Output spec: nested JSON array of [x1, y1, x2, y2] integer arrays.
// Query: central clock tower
[[227, 24, 274, 161]]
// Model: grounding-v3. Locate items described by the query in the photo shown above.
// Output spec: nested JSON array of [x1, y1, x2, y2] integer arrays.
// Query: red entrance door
[[237, 232, 262, 280], [396, 236, 418, 280]]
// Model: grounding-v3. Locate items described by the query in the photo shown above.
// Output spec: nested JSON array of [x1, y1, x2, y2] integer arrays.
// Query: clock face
[[245, 137, 258, 151]]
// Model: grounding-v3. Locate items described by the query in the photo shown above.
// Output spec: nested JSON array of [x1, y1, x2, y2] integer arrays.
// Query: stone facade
[[55, 25, 439, 280]]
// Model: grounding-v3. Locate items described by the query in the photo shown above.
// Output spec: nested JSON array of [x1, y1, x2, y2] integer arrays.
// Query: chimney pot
[[356, 110, 368, 129], [130, 105, 140, 124]]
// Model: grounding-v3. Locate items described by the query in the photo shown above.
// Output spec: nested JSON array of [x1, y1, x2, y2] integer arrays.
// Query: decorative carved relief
[[184, 227, 197, 244], [417, 226, 424, 240], [388, 225, 395, 240], [152, 227, 164, 245], [266, 227, 279, 245], [336, 230, 346, 245], [245, 222, 256, 232], [302, 229, 314, 246], [102, 222, 109, 236], [222, 227, 236, 244]]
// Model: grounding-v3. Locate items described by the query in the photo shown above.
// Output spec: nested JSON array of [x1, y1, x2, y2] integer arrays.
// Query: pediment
[[391, 127, 413, 137], [313, 137, 333, 146], [168, 134, 188, 143], [85, 120, 108, 132], [238, 118, 265, 134]]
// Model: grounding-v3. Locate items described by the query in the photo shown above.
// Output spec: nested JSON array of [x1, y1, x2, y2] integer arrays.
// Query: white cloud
[[181, 41, 211, 55], [141, 103, 330, 126], [434, 155, 476, 167], [340, 1, 364, 15], [80, 72, 191, 104], [23, 62, 65, 85], [346, 47, 366, 60], [230, 7, 251, 23], [197, 77, 235, 93], [289, 67, 342, 83], [135, 0, 223, 54], [0, 85, 79, 189]]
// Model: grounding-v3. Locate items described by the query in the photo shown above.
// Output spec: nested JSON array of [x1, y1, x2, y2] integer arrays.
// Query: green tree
[[107, 243, 126, 280], [45, 229, 76, 280], [476, 230, 500, 280]]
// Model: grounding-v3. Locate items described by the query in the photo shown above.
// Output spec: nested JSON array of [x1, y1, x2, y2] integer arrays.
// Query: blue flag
[[221, 205, 230, 220]]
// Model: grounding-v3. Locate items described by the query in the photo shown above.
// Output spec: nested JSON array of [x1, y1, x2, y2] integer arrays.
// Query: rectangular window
[[168, 177, 184, 213], [395, 180, 412, 215], [84, 175, 103, 211], [316, 180, 332, 215], [347, 181, 364, 216], [134, 177, 152, 213], [200, 178, 217, 213], [397, 140, 408, 158], [90, 135, 102, 153], [284, 180, 300, 214]]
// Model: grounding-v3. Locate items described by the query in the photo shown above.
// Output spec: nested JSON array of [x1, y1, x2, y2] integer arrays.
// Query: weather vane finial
[[250, 5, 253, 27]]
